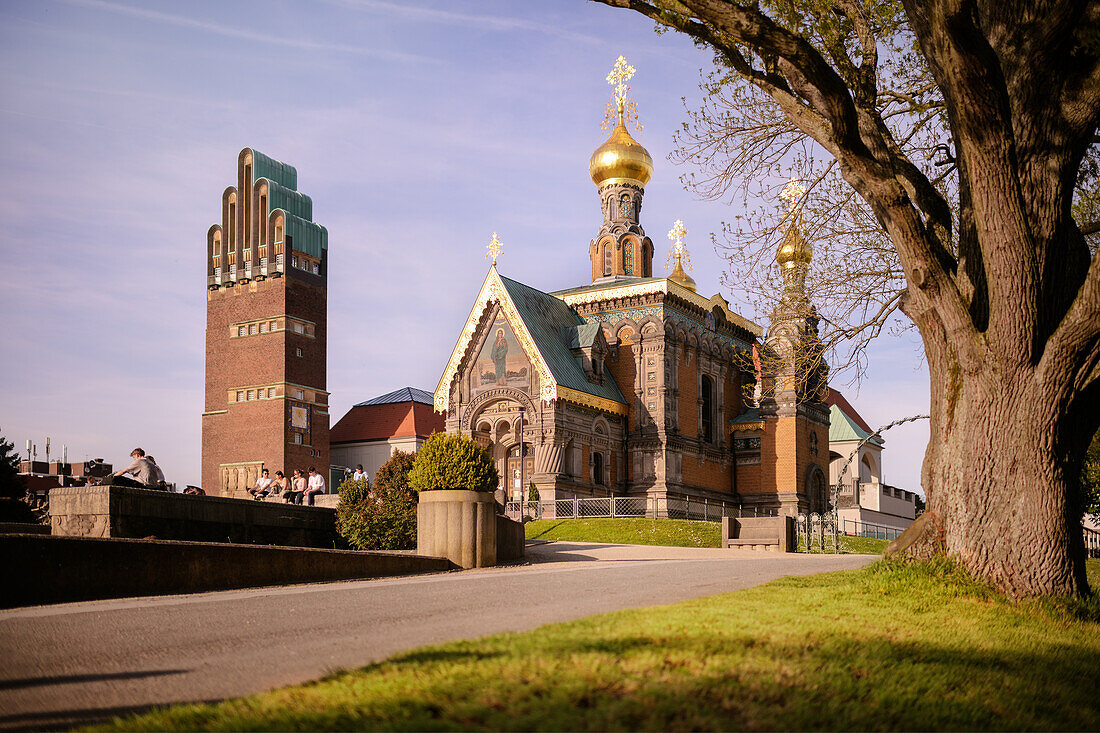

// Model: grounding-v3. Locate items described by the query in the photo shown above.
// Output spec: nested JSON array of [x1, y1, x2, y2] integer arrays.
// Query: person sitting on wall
[[303, 466, 326, 506], [271, 470, 289, 501], [353, 464, 368, 483], [146, 455, 168, 491], [250, 469, 274, 500], [108, 448, 158, 489], [285, 469, 306, 504]]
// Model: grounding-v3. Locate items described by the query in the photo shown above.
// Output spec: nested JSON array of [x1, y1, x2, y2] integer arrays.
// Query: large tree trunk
[[922, 354, 1089, 598]]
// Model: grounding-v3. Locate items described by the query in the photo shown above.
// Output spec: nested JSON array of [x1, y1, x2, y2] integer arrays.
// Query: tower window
[[296, 347, 303, 357], [293, 433, 303, 445], [248, 324, 256, 335], [269, 320, 277, 331], [236, 390, 244, 402], [593, 452, 604, 485], [294, 389, 305, 400], [238, 326, 246, 337], [268, 387, 276, 398], [604, 245, 612, 276]]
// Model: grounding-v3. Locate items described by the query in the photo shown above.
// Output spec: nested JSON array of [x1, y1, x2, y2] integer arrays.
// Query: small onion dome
[[669, 252, 697, 292], [589, 119, 653, 187], [776, 225, 812, 268]]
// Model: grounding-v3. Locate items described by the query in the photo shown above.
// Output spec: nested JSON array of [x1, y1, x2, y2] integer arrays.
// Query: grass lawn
[[527, 518, 888, 555], [525, 518, 721, 547], [99, 559, 1100, 732], [797, 535, 891, 554]]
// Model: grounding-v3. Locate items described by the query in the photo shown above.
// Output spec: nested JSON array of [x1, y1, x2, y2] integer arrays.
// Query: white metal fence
[[504, 496, 778, 523], [1086, 526, 1100, 559]]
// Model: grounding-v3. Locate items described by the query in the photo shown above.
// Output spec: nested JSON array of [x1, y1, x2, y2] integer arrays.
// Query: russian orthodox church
[[434, 58, 830, 517]]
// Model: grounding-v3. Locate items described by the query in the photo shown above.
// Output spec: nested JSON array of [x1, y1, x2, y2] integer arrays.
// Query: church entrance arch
[[468, 392, 537, 500]]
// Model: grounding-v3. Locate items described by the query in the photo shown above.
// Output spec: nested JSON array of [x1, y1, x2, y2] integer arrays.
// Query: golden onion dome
[[776, 225, 812, 267], [589, 119, 653, 187]]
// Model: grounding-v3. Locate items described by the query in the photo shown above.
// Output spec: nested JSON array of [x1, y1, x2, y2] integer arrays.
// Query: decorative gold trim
[[555, 278, 763, 337], [434, 268, 557, 413], [557, 386, 629, 416], [730, 420, 766, 433]]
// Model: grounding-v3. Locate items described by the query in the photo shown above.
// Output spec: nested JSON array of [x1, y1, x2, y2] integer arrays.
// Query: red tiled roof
[[330, 401, 445, 444], [826, 388, 875, 435]]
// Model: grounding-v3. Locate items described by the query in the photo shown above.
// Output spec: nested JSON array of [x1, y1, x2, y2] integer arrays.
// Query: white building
[[827, 390, 919, 531]]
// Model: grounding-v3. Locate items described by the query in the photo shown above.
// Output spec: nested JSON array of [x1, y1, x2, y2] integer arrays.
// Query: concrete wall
[[49, 484, 339, 548], [495, 514, 525, 563], [331, 436, 425, 482], [1, 534, 451, 608]]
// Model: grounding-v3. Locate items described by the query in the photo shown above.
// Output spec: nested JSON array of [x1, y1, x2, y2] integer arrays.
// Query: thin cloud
[[61, 0, 435, 63], [328, 0, 604, 45]]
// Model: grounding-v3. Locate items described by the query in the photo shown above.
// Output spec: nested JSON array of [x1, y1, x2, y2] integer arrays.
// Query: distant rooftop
[[354, 387, 435, 407]]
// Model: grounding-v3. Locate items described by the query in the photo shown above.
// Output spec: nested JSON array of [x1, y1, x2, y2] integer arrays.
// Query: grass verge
[[797, 535, 890, 554], [99, 558, 1100, 732], [525, 518, 720, 547]]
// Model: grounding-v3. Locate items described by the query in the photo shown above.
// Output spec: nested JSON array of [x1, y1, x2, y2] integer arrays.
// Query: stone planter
[[417, 490, 497, 569]]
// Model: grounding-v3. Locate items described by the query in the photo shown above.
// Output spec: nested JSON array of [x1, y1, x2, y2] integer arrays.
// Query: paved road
[[0, 543, 873, 730]]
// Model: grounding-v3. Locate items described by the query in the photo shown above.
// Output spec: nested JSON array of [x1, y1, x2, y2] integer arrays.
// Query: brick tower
[[757, 179, 830, 515], [201, 148, 330, 498]]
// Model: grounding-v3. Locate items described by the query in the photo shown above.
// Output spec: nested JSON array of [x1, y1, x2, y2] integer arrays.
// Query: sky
[[0, 0, 930, 490]]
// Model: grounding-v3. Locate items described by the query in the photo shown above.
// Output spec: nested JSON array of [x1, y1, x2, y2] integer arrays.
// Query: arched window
[[701, 374, 714, 443], [604, 244, 613, 276], [860, 454, 875, 483], [624, 243, 634, 275], [593, 452, 604, 485]]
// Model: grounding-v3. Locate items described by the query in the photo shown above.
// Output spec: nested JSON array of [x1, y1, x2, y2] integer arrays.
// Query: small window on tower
[[247, 390, 255, 400], [258, 322, 265, 333], [269, 320, 277, 331], [294, 389, 305, 400], [236, 391, 244, 402], [296, 347, 303, 357], [238, 326, 246, 337], [268, 387, 276, 398], [604, 245, 612, 276], [248, 324, 256, 335], [293, 433, 303, 445]]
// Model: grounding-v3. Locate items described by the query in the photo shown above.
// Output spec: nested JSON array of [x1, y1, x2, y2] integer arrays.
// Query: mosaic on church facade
[[472, 317, 530, 395]]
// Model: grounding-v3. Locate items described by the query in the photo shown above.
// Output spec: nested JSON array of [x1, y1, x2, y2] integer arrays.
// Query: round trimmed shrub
[[408, 432, 499, 493], [335, 450, 417, 550]]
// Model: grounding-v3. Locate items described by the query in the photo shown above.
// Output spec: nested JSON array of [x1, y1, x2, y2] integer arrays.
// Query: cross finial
[[666, 219, 692, 271], [602, 55, 642, 131], [486, 231, 503, 266], [780, 176, 806, 214]]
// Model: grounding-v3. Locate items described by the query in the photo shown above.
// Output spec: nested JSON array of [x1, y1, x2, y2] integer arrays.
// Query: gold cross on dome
[[666, 219, 693, 270], [606, 55, 635, 108], [602, 55, 642, 131], [668, 219, 688, 250], [486, 231, 503, 266], [780, 176, 807, 213]]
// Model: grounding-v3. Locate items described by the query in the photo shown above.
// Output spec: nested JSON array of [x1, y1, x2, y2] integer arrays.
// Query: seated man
[[302, 466, 326, 506], [249, 469, 274, 500], [110, 448, 158, 489]]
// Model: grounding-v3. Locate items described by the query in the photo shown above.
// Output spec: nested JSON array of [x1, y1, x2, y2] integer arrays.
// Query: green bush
[[335, 451, 417, 550], [408, 432, 499, 493]]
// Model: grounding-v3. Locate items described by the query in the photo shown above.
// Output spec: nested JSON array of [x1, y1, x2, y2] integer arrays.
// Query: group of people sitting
[[248, 466, 328, 505]]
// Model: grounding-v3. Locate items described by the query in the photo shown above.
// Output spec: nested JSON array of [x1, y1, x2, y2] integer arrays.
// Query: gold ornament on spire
[[590, 55, 653, 186], [602, 55, 642, 131], [776, 177, 813, 269], [666, 219, 697, 292], [486, 231, 503, 266]]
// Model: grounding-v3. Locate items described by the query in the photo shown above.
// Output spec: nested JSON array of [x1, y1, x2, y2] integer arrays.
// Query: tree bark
[[593, 0, 1100, 598]]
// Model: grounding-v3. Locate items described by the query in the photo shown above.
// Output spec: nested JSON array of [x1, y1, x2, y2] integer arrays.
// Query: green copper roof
[[262, 179, 312, 221], [499, 275, 626, 406], [829, 404, 883, 445], [563, 322, 601, 349], [277, 209, 328, 259], [730, 407, 762, 425], [250, 149, 297, 190]]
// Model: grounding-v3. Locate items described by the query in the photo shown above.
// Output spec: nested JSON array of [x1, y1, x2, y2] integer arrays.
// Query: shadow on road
[[0, 668, 187, 691]]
